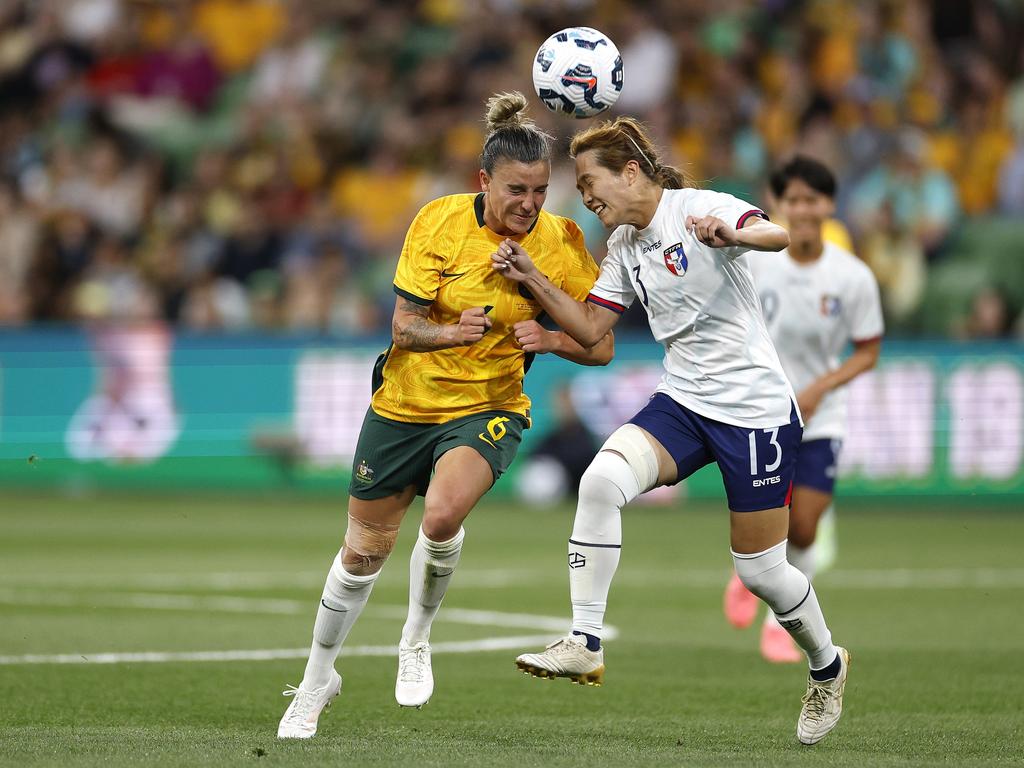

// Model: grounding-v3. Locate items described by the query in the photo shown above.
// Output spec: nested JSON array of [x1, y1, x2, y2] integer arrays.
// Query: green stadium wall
[[0, 328, 1021, 499]]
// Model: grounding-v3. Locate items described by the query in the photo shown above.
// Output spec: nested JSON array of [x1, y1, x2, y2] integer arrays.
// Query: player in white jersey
[[494, 118, 850, 745], [724, 156, 883, 662]]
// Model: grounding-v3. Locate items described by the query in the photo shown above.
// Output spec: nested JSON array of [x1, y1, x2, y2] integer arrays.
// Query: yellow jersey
[[371, 193, 598, 425]]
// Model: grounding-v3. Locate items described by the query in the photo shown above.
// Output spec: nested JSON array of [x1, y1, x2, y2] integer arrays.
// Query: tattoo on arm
[[393, 299, 446, 351]]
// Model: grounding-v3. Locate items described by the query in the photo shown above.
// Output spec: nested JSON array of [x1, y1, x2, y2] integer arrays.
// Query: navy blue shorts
[[628, 393, 802, 512], [793, 438, 842, 495]]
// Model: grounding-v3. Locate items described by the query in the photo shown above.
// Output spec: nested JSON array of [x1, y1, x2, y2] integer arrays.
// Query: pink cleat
[[760, 620, 803, 664], [723, 572, 758, 629]]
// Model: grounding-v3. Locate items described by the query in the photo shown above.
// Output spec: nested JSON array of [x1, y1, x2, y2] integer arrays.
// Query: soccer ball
[[532, 27, 623, 119]]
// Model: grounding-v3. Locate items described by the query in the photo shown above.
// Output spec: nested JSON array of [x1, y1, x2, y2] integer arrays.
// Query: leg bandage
[[304, 551, 379, 688], [342, 513, 400, 575], [568, 433, 655, 637], [733, 541, 836, 669], [598, 424, 660, 494], [402, 526, 465, 644]]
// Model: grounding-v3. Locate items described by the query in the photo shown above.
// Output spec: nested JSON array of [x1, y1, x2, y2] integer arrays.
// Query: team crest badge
[[355, 459, 375, 483], [820, 295, 842, 317], [663, 242, 688, 276]]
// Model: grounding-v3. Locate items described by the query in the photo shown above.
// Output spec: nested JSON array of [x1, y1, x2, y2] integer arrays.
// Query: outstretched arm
[[491, 240, 620, 348]]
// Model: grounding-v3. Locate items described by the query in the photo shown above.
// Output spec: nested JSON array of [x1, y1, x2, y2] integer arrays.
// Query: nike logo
[[440, 270, 466, 279], [562, 75, 597, 88], [321, 599, 348, 613], [478, 433, 496, 448]]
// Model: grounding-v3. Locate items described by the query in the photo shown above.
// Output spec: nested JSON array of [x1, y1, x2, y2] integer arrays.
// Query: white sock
[[733, 541, 837, 669], [302, 552, 379, 689], [569, 451, 639, 638], [401, 526, 465, 644], [764, 542, 817, 629]]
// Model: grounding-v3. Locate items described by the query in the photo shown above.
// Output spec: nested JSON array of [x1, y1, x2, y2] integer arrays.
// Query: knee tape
[[599, 424, 659, 493], [343, 513, 400, 574]]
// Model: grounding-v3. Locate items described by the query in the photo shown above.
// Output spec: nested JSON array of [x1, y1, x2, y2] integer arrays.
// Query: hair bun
[[485, 92, 532, 133]]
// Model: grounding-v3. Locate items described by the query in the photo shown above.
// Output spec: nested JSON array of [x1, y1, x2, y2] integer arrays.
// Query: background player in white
[[494, 117, 850, 745], [724, 156, 883, 662]]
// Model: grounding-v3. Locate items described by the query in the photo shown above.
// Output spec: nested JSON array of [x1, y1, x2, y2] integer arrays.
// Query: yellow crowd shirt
[[371, 193, 599, 425]]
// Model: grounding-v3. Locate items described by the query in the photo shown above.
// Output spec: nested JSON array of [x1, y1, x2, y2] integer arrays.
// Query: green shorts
[[348, 408, 528, 500]]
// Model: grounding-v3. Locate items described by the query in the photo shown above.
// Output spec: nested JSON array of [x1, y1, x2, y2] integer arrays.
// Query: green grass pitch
[[1, 492, 1022, 767]]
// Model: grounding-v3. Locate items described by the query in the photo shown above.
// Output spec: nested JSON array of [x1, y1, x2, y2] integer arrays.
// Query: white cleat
[[515, 634, 605, 686], [797, 646, 851, 745], [277, 670, 342, 739], [396, 639, 433, 708]]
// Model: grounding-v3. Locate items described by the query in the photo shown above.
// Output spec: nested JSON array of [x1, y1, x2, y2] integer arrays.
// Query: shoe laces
[[399, 644, 429, 683], [281, 684, 321, 723], [544, 636, 585, 655], [801, 679, 833, 721]]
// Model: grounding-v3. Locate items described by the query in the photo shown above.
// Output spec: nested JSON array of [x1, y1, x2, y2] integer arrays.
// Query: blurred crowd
[[1, 0, 1022, 336]]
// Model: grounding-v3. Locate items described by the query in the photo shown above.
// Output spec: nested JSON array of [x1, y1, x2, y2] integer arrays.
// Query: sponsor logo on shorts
[[568, 551, 587, 569], [355, 459, 375, 483], [752, 475, 781, 487]]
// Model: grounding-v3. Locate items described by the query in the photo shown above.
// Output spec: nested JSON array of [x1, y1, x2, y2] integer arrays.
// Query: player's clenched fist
[[513, 320, 555, 353], [685, 215, 739, 248], [454, 307, 492, 345]]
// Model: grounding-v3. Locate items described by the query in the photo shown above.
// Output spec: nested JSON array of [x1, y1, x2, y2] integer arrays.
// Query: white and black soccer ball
[[532, 27, 623, 119]]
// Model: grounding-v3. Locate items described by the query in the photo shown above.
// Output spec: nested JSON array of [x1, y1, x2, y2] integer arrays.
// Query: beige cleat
[[797, 647, 851, 745], [515, 634, 605, 686], [277, 670, 342, 739]]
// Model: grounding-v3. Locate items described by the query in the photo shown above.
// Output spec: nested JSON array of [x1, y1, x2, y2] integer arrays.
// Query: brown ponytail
[[569, 116, 693, 189]]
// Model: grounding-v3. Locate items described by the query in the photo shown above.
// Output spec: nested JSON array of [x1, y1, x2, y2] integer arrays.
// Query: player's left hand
[[685, 215, 740, 248], [797, 381, 828, 422], [513, 320, 556, 353], [491, 239, 538, 282]]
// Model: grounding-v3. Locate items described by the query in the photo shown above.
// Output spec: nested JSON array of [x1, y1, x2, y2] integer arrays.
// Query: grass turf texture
[[1, 492, 1022, 767]]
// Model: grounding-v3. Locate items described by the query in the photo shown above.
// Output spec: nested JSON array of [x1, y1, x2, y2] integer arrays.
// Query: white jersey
[[588, 188, 796, 428], [748, 242, 884, 441]]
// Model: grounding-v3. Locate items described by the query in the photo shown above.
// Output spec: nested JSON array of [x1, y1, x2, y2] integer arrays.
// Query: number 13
[[748, 428, 782, 475]]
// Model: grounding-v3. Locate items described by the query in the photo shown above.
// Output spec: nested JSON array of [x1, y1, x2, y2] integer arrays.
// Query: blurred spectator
[[848, 129, 959, 260], [0, 179, 37, 323], [859, 200, 927, 324], [958, 286, 1016, 340], [515, 384, 599, 506]]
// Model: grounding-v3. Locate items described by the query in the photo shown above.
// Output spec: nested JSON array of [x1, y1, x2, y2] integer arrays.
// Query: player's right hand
[[454, 306, 492, 345]]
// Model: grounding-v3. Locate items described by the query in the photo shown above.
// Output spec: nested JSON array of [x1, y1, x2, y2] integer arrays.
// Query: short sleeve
[[701, 190, 769, 260], [557, 219, 601, 302], [846, 265, 885, 343], [392, 204, 444, 306], [586, 238, 635, 315]]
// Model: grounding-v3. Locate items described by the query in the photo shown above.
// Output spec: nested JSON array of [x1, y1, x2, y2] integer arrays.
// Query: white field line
[[2, 568, 1024, 590], [0, 635, 559, 666], [0, 598, 617, 666]]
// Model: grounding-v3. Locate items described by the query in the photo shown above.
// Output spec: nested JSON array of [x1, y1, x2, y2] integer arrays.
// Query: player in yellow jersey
[[277, 92, 613, 738]]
